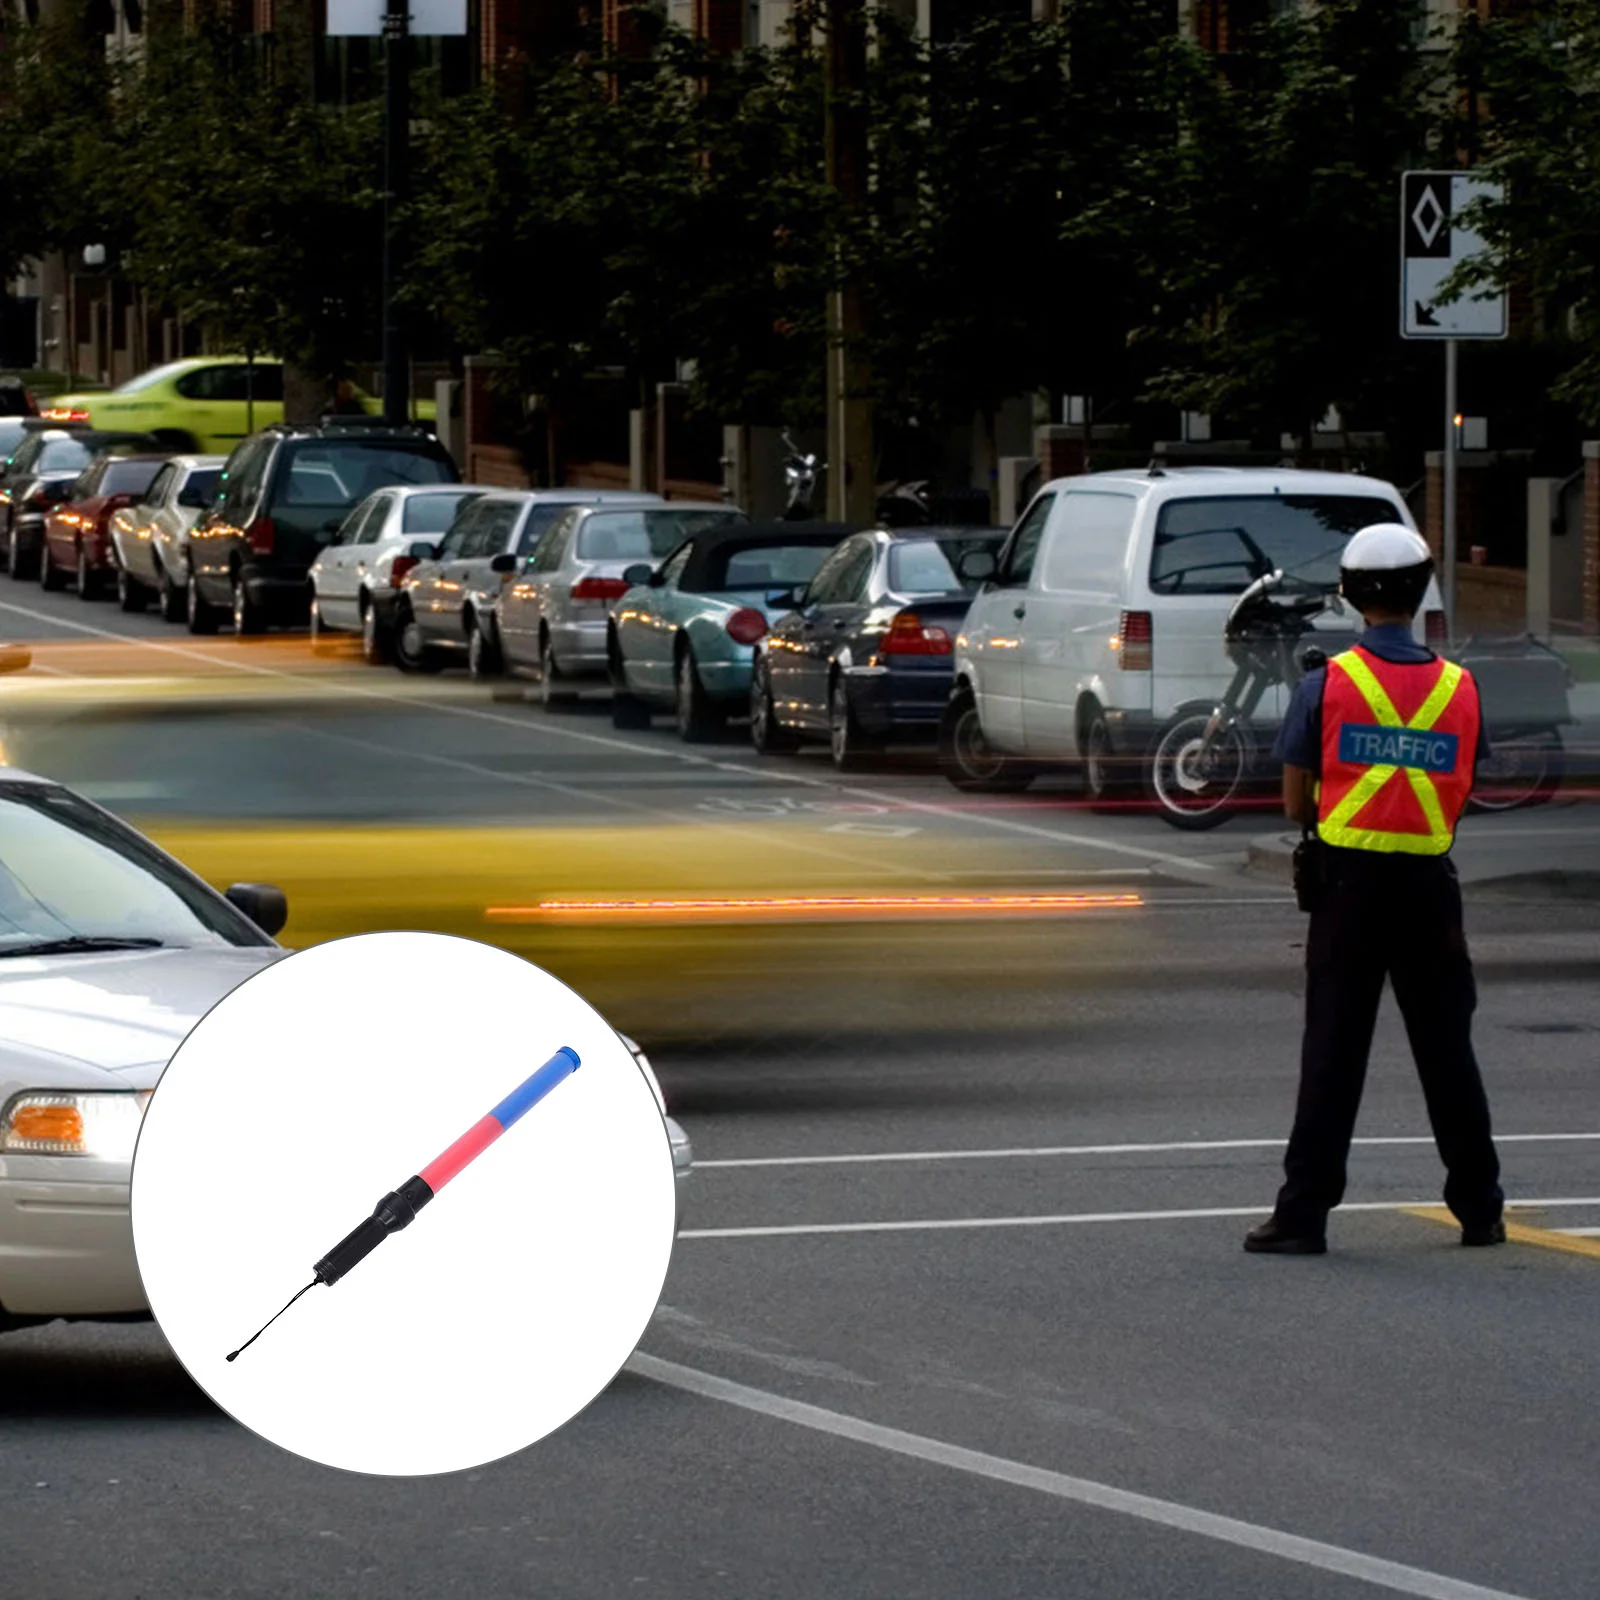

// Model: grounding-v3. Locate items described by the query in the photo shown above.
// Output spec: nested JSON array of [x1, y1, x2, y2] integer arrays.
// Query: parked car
[[42, 357, 435, 454], [308, 483, 491, 662], [475, 502, 747, 693], [943, 467, 1441, 799], [0, 377, 38, 418], [392, 489, 661, 674], [185, 421, 459, 636], [0, 767, 692, 1327], [40, 453, 169, 598], [609, 522, 856, 741], [105, 454, 226, 618], [754, 525, 1008, 770], [0, 428, 156, 581]]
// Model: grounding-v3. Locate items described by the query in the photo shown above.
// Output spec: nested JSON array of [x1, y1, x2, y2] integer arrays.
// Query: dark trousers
[[1274, 852, 1503, 1234]]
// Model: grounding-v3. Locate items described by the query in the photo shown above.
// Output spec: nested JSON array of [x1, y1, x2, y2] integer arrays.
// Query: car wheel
[[393, 608, 443, 674], [186, 571, 220, 635], [232, 576, 266, 636], [749, 658, 799, 755], [938, 686, 1031, 793], [468, 620, 503, 681], [76, 544, 105, 600], [674, 644, 723, 743], [39, 538, 66, 591], [157, 561, 186, 623], [1082, 708, 1131, 813], [361, 602, 393, 666], [116, 563, 148, 613], [828, 675, 882, 772], [538, 631, 577, 706]]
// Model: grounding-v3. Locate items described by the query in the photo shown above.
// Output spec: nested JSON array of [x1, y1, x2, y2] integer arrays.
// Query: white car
[[308, 483, 493, 663], [945, 467, 1443, 799], [106, 454, 226, 621], [0, 770, 691, 1327]]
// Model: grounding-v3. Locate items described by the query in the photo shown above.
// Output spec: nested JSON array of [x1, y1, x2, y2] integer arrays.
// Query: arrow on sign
[[1413, 301, 1439, 328]]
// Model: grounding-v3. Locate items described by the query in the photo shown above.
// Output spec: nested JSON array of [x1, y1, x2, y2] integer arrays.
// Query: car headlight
[[0, 1090, 151, 1160]]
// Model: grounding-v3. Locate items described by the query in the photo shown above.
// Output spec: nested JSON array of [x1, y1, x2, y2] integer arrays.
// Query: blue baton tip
[[489, 1046, 582, 1130]]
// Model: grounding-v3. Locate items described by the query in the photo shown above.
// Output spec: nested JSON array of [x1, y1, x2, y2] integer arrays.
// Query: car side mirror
[[177, 487, 208, 509], [765, 588, 802, 610], [957, 548, 998, 583], [490, 553, 517, 575], [224, 882, 288, 938], [622, 563, 654, 586], [0, 643, 31, 675]]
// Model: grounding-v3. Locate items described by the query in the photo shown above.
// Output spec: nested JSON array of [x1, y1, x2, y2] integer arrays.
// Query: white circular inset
[[131, 932, 676, 1476]]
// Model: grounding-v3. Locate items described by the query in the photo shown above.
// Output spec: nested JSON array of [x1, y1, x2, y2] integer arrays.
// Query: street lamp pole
[[381, 0, 411, 425]]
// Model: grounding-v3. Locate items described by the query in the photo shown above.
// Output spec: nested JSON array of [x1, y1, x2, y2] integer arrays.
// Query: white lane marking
[[699, 1132, 1600, 1170], [679, 1197, 1600, 1241], [1558, 1227, 1600, 1236], [629, 1353, 1533, 1600], [0, 596, 1227, 876]]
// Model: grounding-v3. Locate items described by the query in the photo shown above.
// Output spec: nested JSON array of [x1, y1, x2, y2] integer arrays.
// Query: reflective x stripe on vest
[[1316, 647, 1478, 856]]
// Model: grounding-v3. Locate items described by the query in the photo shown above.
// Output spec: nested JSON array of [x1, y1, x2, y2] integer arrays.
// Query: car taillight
[[390, 555, 420, 587], [41, 407, 89, 423], [881, 611, 952, 655], [1424, 609, 1447, 650], [246, 516, 275, 556], [725, 607, 768, 645], [571, 576, 631, 603], [1115, 610, 1153, 671]]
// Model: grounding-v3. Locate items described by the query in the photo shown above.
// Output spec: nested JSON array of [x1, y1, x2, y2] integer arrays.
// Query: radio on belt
[[226, 1046, 581, 1361]]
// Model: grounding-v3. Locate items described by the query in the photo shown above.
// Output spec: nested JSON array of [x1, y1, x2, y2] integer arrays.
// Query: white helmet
[[1340, 522, 1433, 613]]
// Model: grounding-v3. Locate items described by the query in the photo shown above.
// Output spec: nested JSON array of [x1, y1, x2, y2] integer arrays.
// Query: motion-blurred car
[[42, 357, 435, 454], [186, 421, 458, 636], [608, 522, 855, 741], [40, 453, 168, 598], [0, 769, 691, 1326], [0, 428, 156, 581], [106, 454, 225, 618], [309, 483, 491, 662], [754, 526, 1008, 769], [475, 501, 747, 694], [393, 489, 660, 674]]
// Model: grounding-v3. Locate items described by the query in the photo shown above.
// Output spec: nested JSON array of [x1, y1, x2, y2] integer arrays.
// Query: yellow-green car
[[44, 357, 434, 454]]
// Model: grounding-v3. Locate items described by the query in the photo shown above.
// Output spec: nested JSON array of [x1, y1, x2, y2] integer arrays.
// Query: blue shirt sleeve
[[1273, 668, 1325, 773]]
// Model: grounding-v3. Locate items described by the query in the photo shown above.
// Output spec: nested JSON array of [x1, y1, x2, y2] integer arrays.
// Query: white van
[[945, 466, 1444, 797]]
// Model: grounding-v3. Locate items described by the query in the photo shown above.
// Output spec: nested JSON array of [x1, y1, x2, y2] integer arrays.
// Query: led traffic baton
[[226, 1046, 581, 1360]]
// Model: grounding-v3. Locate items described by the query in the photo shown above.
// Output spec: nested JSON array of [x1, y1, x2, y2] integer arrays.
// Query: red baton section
[[418, 1114, 504, 1194]]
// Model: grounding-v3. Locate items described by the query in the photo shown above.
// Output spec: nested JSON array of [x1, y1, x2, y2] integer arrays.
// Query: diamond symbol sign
[[1400, 171, 1506, 339]]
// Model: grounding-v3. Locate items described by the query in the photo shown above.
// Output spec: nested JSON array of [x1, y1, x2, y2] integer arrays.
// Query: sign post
[[328, 2, 467, 425], [1400, 171, 1506, 638]]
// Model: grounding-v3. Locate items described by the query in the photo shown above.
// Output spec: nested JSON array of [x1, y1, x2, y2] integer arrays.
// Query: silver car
[[106, 454, 225, 621], [477, 501, 747, 696], [0, 770, 691, 1325], [309, 483, 492, 664], [394, 489, 664, 675]]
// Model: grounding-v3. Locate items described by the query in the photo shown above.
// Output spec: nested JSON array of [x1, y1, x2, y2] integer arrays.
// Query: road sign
[[1400, 172, 1506, 339], [327, 0, 466, 35]]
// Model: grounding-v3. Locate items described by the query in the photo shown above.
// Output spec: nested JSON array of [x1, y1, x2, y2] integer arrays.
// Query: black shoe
[[1460, 1219, 1507, 1248], [1243, 1218, 1327, 1255]]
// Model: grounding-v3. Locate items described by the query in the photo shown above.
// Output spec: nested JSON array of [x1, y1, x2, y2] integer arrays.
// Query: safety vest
[[1316, 646, 1480, 856]]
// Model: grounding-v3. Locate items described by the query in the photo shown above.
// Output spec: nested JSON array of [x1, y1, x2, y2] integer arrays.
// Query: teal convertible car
[[607, 521, 854, 741]]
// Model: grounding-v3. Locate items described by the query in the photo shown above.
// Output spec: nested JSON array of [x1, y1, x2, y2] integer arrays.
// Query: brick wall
[[1455, 564, 1527, 634]]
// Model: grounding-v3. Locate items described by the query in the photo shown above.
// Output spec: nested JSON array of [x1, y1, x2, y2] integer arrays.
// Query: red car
[[40, 453, 168, 597]]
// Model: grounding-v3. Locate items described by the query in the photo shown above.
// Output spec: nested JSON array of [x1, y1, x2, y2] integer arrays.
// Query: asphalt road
[[2, 581, 1598, 1600]]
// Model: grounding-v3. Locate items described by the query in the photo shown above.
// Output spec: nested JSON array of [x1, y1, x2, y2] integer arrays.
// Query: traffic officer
[[1245, 523, 1505, 1255]]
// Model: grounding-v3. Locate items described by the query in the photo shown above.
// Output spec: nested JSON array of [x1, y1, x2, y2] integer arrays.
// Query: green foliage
[[1455, 0, 1600, 425]]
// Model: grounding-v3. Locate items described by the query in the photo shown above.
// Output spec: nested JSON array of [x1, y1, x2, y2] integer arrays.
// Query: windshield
[[0, 783, 272, 951], [576, 508, 746, 561], [37, 437, 93, 474], [403, 490, 479, 534], [102, 460, 163, 496], [707, 543, 835, 591], [889, 536, 1002, 595], [1148, 495, 1400, 595], [280, 442, 454, 509]]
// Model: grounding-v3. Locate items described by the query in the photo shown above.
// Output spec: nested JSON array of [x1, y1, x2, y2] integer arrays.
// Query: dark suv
[[185, 421, 458, 634]]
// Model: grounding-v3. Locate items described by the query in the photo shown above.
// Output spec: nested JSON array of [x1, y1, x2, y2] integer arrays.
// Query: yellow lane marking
[[1403, 1205, 1600, 1262]]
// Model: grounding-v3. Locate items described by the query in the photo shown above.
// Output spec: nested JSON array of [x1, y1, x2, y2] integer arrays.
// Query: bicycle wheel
[[1149, 712, 1247, 830]]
